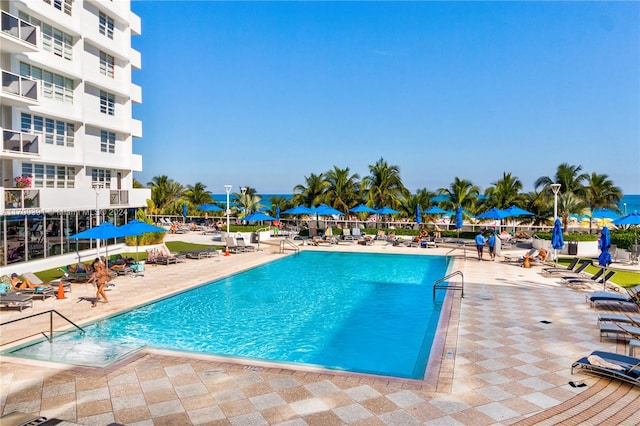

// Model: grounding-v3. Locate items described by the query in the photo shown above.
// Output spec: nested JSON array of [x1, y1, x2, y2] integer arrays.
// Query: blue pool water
[[8, 252, 450, 379]]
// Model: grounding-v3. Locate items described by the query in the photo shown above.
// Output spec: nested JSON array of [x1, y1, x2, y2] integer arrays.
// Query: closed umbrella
[[183, 203, 188, 221], [551, 218, 564, 263], [275, 205, 280, 220], [598, 226, 611, 290], [455, 206, 463, 242], [415, 205, 421, 224], [117, 220, 167, 273]]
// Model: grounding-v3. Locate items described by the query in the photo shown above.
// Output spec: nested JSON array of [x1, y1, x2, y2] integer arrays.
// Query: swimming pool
[[7, 251, 450, 379]]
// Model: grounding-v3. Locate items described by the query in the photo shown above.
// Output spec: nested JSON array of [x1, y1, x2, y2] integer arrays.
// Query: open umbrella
[[243, 212, 276, 222], [476, 208, 509, 220], [69, 222, 126, 259], [315, 205, 343, 216], [504, 206, 534, 217], [349, 204, 377, 213], [282, 205, 314, 215], [423, 206, 448, 215], [598, 226, 612, 290], [592, 208, 620, 219], [197, 204, 223, 212], [117, 220, 167, 274], [613, 210, 640, 245], [551, 218, 564, 263], [376, 207, 399, 215], [415, 205, 421, 224]]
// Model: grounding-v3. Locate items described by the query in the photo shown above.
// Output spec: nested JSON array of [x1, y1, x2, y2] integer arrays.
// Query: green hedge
[[534, 232, 599, 242]]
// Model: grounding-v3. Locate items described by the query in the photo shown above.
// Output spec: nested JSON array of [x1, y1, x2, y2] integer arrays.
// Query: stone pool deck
[[1, 237, 639, 425]]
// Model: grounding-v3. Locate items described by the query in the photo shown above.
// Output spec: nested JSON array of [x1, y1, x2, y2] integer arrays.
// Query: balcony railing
[[2, 71, 38, 101], [1, 11, 38, 46], [110, 190, 129, 205], [2, 129, 39, 155], [4, 189, 40, 210]]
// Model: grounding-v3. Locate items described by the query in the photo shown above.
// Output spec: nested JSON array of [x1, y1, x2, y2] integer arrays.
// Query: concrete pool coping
[[1, 236, 639, 425]]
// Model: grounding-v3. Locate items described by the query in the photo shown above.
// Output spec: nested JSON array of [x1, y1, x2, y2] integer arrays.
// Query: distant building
[[0, 0, 149, 270]]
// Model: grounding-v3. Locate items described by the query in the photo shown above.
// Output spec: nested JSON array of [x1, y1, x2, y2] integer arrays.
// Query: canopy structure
[[117, 220, 167, 274]]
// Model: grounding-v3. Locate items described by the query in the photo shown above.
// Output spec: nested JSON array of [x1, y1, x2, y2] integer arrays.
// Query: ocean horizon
[[211, 194, 640, 214]]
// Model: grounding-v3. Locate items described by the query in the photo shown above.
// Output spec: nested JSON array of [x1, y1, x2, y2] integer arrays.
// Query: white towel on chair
[[588, 355, 625, 371]]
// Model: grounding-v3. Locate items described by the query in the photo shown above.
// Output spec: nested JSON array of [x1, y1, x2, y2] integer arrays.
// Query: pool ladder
[[433, 271, 464, 300], [280, 238, 300, 254], [0, 309, 85, 344]]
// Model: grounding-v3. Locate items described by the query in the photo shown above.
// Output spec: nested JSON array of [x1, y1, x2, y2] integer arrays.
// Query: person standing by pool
[[87, 258, 109, 307], [475, 230, 486, 260], [488, 231, 496, 261]]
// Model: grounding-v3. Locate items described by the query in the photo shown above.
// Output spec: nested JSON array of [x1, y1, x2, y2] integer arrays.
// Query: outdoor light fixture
[[225, 184, 232, 235], [92, 182, 104, 256], [551, 183, 561, 221]]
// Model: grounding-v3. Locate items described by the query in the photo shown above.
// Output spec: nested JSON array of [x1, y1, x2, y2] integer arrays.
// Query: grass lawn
[[556, 257, 640, 288]]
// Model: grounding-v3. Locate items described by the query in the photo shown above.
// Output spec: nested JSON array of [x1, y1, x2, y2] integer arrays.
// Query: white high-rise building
[[0, 0, 149, 271]]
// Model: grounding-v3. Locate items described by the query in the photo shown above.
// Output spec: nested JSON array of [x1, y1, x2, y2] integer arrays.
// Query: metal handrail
[[281, 238, 300, 254], [433, 271, 464, 299], [0, 309, 85, 343]]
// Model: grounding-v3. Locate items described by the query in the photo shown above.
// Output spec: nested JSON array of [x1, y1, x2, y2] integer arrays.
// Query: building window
[[19, 13, 73, 60], [99, 12, 114, 39], [42, 0, 73, 16], [91, 169, 112, 187], [21, 113, 75, 147], [100, 130, 116, 153], [100, 91, 115, 115], [20, 62, 74, 103], [99, 51, 115, 78], [22, 163, 75, 188]]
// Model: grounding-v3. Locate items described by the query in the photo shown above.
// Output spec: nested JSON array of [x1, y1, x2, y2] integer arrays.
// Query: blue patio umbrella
[[551, 218, 564, 262], [282, 205, 314, 215], [183, 203, 188, 219], [197, 204, 223, 212], [613, 210, 640, 244], [315, 205, 344, 216], [117, 220, 167, 267], [69, 222, 127, 259], [504, 206, 534, 217], [476, 208, 509, 220], [376, 207, 400, 215], [423, 206, 448, 215], [598, 226, 612, 289], [455, 206, 463, 230], [349, 204, 377, 213], [243, 212, 276, 222], [592, 208, 620, 219], [415, 205, 421, 224]]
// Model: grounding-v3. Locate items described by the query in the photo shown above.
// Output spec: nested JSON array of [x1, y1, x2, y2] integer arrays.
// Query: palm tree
[[292, 173, 327, 207], [235, 186, 262, 214], [558, 192, 586, 229], [147, 175, 184, 213], [268, 195, 289, 217], [362, 158, 408, 210], [484, 172, 525, 209], [147, 175, 170, 209], [322, 166, 360, 215], [534, 163, 588, 196], [184, 182, 212, 207], [438, 178, 480, 216], [583, 172, 623, 233]]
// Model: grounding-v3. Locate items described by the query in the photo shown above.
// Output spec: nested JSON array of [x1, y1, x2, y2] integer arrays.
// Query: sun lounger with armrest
[[237, 237, 256, 252], [597, 314, 640, 326], [225, 237, 245, 253], [21, 271, 70, 294], [600, 323, 640, 341], [571, 351, 640, 386], [542, 258, 580, 274], [0, 283, 34, 311], [544, 260, 591, 279], [503, 249, 537, 263]]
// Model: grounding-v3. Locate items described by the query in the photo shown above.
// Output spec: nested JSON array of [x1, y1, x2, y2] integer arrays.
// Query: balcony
[[110, 190, 129, 205], [3, 188, 40, 211], [0, 11, 39, 53], [1, 71, 39, 107], [2, 129, 39, 157]]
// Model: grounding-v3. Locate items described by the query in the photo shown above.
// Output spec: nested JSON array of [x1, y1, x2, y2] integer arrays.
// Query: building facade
[[0, 0, 149, 271]]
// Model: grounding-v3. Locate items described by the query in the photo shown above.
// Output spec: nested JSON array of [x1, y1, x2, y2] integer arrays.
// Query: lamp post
[[624, 203, 627, 215], [92, 183, 103, 256], [224, 185, 232, 254], [551, 183, 561, 221]]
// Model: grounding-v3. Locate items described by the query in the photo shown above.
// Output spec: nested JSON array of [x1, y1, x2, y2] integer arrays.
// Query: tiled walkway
[[1, 241, 639, 425]]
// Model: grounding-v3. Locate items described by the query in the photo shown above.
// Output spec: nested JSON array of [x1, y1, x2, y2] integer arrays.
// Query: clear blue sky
[[131, 1, 639, 195]]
